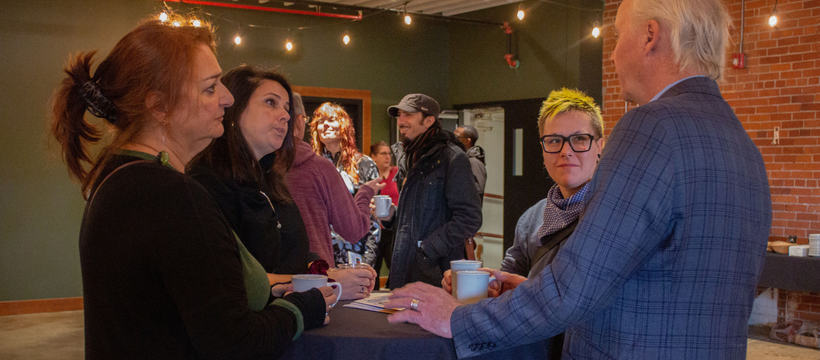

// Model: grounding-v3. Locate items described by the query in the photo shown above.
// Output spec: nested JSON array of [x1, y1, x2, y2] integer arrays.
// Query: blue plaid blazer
[[451, 77, 772, 359]]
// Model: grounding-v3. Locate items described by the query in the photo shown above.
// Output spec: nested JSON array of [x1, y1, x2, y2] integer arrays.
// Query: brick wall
[[601, 0, 820, 343], [602, 0, 820, 243]]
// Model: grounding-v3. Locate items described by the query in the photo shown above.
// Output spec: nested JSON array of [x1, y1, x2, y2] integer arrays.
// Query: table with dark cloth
[[280, 295, 554, 360], [757, 252, 820, 293]]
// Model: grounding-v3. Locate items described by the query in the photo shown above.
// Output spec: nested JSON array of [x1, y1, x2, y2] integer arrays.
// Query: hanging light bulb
[[158, 11, 169, 22], [404, 13, 412, 25], [286, 40, 294, 51], [517, 9, 525, 21], [343, 34, 351, 45], [234, 35, 242, 45], [592, 21, 601, 38], [191, 19, 202, 27], [768, 0, 779, 28]]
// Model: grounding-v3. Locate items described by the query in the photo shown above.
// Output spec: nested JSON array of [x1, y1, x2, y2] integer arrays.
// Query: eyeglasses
[[540, 133, 596, 153]]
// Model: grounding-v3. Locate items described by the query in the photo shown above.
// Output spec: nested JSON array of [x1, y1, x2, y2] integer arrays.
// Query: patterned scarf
[[403, 124, 441, 170], [536, 182, 589, 239]]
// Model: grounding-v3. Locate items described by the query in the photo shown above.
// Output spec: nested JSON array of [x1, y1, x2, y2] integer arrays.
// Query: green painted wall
[[448, 0, 604, 106], [0, 0, 600, 301]]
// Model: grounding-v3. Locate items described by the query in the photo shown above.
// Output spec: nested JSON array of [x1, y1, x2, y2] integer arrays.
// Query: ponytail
[[50, 51, 103, 191]]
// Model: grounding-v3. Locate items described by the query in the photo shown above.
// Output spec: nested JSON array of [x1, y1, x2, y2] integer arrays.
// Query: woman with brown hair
[[51, 20, 333, 359], [188, 65, 379, 300], [310, 103, 381, 266]]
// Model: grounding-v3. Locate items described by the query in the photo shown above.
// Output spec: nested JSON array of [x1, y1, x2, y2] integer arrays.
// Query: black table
[[280, 296, 554, 360], [757, 252, 820, 293]]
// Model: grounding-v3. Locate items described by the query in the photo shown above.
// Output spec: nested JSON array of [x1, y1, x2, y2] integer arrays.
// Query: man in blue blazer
[[385, 0, 772, 358]]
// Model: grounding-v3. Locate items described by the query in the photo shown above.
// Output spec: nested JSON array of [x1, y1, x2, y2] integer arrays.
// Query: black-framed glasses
[[540, 133, 596, 153]]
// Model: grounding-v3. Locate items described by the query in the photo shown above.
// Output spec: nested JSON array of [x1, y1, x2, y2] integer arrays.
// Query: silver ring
[[360, 286, 365, 293], [410, 298, 420, 311]]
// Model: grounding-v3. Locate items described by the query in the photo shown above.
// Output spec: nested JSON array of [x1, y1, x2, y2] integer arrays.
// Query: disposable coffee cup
[[374, 195, 392, 218], [450, 260, 481, 298], [456, 270, 490, 304], [292, 274, 342, 306]]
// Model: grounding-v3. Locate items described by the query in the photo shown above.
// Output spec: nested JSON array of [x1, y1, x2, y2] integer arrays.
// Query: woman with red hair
[[310, 103, 381, 266]]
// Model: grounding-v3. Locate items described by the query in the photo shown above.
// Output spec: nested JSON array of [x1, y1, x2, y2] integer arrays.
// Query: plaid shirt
[[451, 77, 772, 359]]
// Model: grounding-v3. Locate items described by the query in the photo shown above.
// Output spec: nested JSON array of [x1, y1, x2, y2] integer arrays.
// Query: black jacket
[[388, 130, 483, 289]]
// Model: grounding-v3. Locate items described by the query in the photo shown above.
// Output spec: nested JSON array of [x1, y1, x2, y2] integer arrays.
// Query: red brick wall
[[602, 0, 820, 243]]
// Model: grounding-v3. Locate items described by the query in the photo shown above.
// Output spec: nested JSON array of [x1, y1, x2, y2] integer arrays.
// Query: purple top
[[286, 141, 374, 267]]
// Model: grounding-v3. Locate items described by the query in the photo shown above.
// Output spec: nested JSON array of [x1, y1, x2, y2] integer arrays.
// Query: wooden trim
[[0, 297, 83, 316], [292, 86, 372, 155], [476, 232, 503, 239], [484, 193, 503, 200]]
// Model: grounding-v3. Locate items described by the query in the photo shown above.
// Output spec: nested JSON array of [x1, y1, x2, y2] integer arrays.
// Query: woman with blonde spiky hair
[[442, 88, 604, 357]]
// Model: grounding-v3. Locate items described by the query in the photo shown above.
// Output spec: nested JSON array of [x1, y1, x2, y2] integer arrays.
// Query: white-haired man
[[385, 0, 772, 358]]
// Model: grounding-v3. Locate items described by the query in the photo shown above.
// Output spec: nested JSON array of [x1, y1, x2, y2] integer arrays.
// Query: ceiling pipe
[[163, 0, 364, 20]]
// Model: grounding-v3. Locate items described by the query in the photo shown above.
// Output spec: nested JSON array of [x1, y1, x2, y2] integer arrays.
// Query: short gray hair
[[630, 0, 731, 80], [292, 92, 306, 116]]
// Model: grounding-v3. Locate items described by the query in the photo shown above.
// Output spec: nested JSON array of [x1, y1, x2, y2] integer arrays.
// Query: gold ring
[[410, 298, 420, 311]]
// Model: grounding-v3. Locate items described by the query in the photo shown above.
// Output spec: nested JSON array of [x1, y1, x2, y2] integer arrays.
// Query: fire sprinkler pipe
[[162, 0, 364, 20]]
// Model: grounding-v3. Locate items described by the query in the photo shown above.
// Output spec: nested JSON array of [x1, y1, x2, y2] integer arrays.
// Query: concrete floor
[[1, 310, 819, 359]]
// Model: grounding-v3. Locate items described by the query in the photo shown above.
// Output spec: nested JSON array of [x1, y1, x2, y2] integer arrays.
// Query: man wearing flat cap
[[386, 93, 482, 289]]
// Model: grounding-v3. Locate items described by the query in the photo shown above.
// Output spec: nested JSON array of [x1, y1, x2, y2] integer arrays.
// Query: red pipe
[[163, 0, 363, 20]]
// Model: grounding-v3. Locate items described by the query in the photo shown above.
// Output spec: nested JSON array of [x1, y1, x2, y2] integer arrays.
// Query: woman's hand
[[270, 282, 293, 298], [485, 268, 527, 297], [363, 176, 387, 193], [319, 286, 338, 325], [441, 269, 453, 294], [329, 266, 377, 300]]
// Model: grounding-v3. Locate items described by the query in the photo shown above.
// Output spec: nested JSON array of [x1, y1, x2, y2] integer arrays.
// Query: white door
[[463, 108, 505, 269]]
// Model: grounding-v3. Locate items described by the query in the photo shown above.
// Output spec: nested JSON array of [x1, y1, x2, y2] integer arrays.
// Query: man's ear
[[422, 116, 436, 129], [145, 91, 168, 124], [644, 19, 661, 55]]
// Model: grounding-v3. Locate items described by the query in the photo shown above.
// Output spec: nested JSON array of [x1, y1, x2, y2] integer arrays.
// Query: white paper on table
[[343, 292, 403, 313]]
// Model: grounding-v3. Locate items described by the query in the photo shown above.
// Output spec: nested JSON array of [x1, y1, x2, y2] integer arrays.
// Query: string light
[[286, 40, 294, 51], [343, 34, 350, 45], [592, 21, 601, 38], [158, 11, 169, 22], [404, 13, 412, 25], [768, 0, 778, 27], [191, 19, 202, 27], [517, 9, 525, 21], [172, 20, 181, 27], [234, 35, 242, 45]]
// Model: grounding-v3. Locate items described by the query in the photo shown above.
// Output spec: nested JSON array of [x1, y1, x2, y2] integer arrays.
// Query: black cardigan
[[81, 155, 324, 359]]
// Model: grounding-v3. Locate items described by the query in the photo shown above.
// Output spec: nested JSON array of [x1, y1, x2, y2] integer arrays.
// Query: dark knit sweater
[[80, 154, 325, 359]]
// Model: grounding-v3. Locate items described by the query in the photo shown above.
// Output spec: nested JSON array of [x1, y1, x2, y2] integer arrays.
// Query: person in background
[[454, 125, 486, 200], [188, 67, 377, 300], [386, 93, 482, 289], [310, 103, 382, 266], [443, 88, 605, 359], [287, 93, 379, 296], [370, 140, 399, 206], [51, 21, 333, 359], [386, 0, 772, 358], [370, 140, 399, 282]]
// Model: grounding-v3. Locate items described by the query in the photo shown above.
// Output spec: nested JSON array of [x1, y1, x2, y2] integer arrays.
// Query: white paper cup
[[456, 271, 490, 304], [292, 274, 342, 306], [450, 260, 482, 298], [374, 195, 392, 218]]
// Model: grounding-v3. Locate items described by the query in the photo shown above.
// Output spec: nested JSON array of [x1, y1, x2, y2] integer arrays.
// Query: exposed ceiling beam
[[443, 0, 520, 16]]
